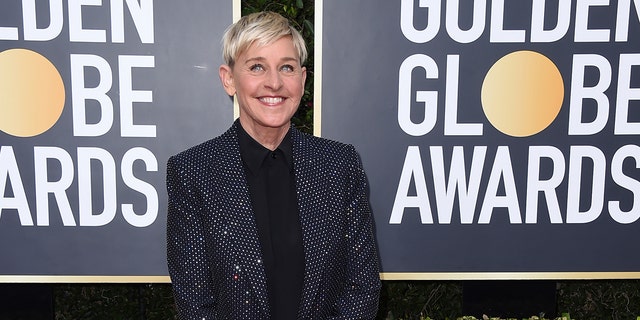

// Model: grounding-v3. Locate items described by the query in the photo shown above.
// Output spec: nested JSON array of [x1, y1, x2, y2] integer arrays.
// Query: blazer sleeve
[[332, 145, 382, 319], [166, 155, 217, 320]]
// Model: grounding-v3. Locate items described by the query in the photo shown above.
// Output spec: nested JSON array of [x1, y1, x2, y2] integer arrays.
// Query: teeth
[[260, 97, 283, 104]]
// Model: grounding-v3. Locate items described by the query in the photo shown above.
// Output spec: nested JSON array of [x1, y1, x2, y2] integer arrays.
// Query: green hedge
[[49, 280, 640, 319]]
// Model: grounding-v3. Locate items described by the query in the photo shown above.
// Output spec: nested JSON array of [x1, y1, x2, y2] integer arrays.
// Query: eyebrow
[[244, 56, 299, 64]]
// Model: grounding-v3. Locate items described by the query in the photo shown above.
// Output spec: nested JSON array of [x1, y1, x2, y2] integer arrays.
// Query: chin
[[263, 121, 290, 130], [261, 116, 293, 128]]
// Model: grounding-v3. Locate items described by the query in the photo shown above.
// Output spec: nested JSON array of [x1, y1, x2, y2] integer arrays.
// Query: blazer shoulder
[[293, 129, 358, 159], [168, 125, 238, 168]]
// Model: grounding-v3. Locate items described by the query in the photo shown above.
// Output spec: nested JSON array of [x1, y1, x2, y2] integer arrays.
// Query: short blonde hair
[[221, 11, 307, 67]]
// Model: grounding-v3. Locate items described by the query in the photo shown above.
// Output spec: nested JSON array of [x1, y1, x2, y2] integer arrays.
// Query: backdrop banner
[[0, 1, 233, 277], [320, 0, 640, 275]]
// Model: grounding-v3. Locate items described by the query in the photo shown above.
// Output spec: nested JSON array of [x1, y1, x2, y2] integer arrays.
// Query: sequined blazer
[[166, 121, 381, 319]]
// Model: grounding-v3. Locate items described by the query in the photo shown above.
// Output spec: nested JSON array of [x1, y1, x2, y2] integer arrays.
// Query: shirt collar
[[237, 122, 293, 176]]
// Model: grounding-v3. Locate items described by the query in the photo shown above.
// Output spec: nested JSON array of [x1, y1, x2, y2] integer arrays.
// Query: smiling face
[[219, 36, 306, 142]]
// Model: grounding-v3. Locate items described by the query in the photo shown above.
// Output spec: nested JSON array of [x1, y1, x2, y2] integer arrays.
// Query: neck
[[240, 120, 289, 151]]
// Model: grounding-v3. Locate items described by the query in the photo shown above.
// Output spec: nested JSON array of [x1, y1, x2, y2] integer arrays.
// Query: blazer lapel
[[291, 129, 332, 317], [212, 124, 270, 316]]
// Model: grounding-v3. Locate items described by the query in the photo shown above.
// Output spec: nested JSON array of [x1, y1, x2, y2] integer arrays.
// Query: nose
[[265, 70, 283, 90]]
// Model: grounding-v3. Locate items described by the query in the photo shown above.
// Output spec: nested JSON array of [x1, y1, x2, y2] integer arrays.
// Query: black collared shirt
[[237, 123, 304, 320]]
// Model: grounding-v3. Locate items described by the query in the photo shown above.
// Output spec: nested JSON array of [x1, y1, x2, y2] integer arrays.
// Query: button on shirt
[[237, 124, 304, 320]]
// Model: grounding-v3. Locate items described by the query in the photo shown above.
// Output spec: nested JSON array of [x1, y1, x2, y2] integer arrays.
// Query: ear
[[301, 66, 307, 94], [219, 64, 236, 96]]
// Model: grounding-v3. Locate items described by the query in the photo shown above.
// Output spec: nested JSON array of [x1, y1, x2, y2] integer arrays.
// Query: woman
[[166, 11, 381, 319]]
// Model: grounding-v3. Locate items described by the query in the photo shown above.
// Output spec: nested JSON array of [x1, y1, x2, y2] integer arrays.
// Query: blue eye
[[250, 64, 264, 72], [281, 65, 294, 72]]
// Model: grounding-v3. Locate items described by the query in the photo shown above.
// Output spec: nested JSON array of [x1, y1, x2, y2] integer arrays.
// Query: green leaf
[[304, 19, 314, 35]]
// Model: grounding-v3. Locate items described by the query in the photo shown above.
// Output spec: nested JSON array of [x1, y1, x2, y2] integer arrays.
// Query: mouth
[[259, 96, 285, 105]]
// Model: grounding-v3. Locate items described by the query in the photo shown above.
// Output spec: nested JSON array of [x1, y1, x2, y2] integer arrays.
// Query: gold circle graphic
[[0, 48, 65, 137], [481, 50, 564, 137]]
